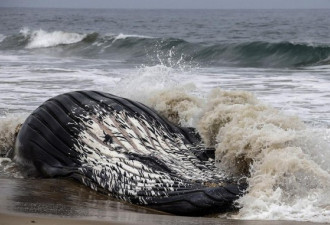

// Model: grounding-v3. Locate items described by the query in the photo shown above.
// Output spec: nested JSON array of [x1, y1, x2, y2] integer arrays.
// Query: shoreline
[[0, 172, 329, 225], [1, 211, 327, 225], [0, 212, 133, 225]]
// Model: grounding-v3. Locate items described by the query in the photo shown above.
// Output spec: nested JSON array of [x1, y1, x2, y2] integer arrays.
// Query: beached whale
[[14, 91, 245, 216]]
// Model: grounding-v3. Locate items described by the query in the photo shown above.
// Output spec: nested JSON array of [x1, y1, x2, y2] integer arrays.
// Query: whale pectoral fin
[[31, 160, 80, 178], [145, 184, 243, 216], [70, 159, 244, 216]]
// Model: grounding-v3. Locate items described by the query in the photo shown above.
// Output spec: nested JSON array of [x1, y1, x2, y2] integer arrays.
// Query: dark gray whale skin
[[14, 91, 246, 216]]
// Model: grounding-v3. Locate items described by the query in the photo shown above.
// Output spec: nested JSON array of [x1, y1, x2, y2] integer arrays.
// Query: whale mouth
[[13, 90, 246, 216]]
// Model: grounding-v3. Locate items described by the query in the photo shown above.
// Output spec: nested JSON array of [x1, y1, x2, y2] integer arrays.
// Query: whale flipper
[[14, 91, 245, 216]]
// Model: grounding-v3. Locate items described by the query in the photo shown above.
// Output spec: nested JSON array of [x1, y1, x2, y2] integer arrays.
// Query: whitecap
[[22, 28, 86, 49], [111, 33, 152, 44]]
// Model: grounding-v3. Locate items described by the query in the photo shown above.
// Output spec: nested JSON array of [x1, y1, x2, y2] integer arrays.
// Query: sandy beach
[[1, 212, 128, 225], [1, 211, 325, 225], [0, 177, 327, 225]]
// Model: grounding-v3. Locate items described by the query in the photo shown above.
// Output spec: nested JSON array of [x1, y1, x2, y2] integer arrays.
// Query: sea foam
[[113, 64, 330, 222], [146, 86, 330, 223], [112, 33, 152, 41], [0, 113, 25, 178], [21, 28, 86, 49], [0, 114, 26, 157]]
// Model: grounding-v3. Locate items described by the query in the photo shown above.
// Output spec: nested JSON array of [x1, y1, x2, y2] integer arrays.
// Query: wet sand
[[0, 177, 326, 225]]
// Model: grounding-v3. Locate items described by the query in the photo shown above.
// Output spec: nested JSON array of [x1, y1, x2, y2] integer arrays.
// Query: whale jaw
[[14, 91, 245, 216]]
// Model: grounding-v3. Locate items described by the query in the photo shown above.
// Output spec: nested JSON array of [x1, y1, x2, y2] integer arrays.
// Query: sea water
[[0, 8, 330, 223]]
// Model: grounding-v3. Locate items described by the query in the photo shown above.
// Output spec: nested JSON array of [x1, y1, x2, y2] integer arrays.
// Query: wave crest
[[2, 28, 330, 68], [21, 28, 86, 49]]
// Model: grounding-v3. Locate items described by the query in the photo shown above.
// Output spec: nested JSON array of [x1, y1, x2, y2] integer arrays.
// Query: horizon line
[[1, 6, 330, 10]]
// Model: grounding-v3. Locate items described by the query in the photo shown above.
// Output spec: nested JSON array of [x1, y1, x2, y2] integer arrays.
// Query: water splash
[[0, 114, 26, 157], [145, 87, 330, 223], [0, 114, 26, 178]]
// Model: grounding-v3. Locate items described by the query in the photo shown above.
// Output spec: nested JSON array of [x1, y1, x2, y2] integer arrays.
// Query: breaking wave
[[145, 87, 330, 223], [150, 89, 330, 222], [110, 66, 330, 222], [1, 28, 330, 68], [20, 28, 87, 49]]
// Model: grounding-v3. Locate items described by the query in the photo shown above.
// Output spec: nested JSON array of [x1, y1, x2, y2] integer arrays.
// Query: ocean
[[0, 7, 329, 223]]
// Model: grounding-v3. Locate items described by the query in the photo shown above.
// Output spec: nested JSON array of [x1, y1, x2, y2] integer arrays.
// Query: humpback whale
[[14, 91, 245, 216]]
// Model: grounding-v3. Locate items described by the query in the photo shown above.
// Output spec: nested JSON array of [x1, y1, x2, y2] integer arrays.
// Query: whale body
[[14, 91, 245, 216]]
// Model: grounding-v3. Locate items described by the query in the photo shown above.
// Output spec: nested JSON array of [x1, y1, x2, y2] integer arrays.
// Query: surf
[[1, 28, 330, 68], [146, 87, 330, 222]]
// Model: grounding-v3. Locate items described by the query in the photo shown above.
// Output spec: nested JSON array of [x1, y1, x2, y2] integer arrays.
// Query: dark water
[[1, 8, 330, 68], [0, 7, 330, 223]]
